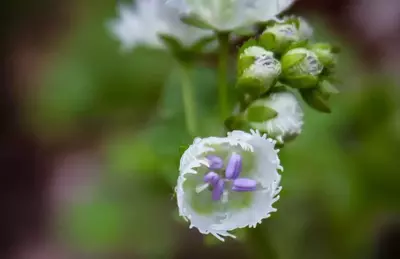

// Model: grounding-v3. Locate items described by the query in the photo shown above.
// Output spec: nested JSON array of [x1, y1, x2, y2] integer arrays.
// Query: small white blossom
[[246, 92, 304, 143], [167, 0, 296, 32], [177, 130, 282, 241], [108, 0, 213, 51]]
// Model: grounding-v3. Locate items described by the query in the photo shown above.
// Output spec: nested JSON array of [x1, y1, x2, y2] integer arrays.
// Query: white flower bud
[[279, 15, 313, 40], [237, 46, 281, 95], [260, 23, 300, 53], [245, 92, 304, 143], [281, 48, 323, 88]]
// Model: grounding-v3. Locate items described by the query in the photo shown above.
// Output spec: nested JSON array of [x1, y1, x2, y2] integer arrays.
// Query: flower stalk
[[217, 32, 230, 123], [179, 62, 197, 136]]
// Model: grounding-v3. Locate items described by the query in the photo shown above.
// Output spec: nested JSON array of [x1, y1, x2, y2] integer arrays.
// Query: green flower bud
[[318, 80, 339, 99], [281, 48, 323, 88], [237, 46, 281, 96], [300, 86, 331, 114], [310, 43, 337, 69], [300, 79, 339, 113], [244, 92, 304, 143], [260, 23, 300, 54]]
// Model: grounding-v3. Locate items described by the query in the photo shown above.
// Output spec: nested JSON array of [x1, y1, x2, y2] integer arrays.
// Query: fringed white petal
[[176, 130, 282, 240]]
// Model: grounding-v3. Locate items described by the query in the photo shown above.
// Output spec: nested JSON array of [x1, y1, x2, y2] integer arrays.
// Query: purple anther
[[207, 155, 224, 170], [212, 179, 225, 201], [232, 178, 257, 192], [203, 171, 220, 186], [225, 153, 242, 180]]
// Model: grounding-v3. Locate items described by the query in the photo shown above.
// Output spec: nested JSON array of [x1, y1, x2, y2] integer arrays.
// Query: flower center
[[198, 153, 258, 202]]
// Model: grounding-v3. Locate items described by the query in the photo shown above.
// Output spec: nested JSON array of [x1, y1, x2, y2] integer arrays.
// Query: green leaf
[[237, 56, 255, 75], [236, 76, 264, 97], [319, 80, 340, 98], [224, 114, 249, 131], [259, 32, 276, 51], [181, 15, 214, 30], [190, 35, 217, 52], [281, 53, 306, 72], [246, 105, 278, 122], [287, 39, 309, 51], [158, 34, 183, 53], [268, 83, 289, 94], [300, 88, 332, 113]]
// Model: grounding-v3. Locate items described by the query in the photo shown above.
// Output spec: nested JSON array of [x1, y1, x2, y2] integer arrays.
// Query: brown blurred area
[[1, 0, 400, 258]]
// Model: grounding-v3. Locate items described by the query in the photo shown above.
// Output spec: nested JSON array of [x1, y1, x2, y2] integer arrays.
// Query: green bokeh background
[[21, 0, 400, 258]]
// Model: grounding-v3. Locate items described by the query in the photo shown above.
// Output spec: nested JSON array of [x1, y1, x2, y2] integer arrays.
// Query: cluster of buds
[[228, 16, 340, 143], [111, 0, 341, 243]]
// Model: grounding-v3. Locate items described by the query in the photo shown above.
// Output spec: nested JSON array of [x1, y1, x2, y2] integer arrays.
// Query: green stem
[[179, 63, 197, 137], [217, 32, 230, 123]]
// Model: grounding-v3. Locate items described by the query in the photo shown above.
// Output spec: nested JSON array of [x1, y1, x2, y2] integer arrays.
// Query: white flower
[[176, 130, 282, 241], [167, 0, 296, 32], [245, 92, 304, 143], [108, 0, 214, 51]]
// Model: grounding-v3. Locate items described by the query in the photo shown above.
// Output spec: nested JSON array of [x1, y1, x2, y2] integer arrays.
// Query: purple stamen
[[232, 178, 257, 192], [225, 153, 242, 180], [203, 171, 220, 186], [212, 179, 225, 201], [207, 155, 224, 170]]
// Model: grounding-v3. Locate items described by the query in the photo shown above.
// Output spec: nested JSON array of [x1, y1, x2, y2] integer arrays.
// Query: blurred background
[[1, 0, 400, 258]]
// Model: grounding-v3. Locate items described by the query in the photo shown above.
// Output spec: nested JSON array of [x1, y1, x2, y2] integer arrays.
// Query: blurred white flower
[[176, 130, 282, 241], [108, 0, 213, 51], [167, 0, 296, 31], [245, 92, 304, 143]]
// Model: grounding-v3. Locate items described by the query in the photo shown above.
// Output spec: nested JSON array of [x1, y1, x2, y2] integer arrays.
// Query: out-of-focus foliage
[[26, 0, 400, 258]]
